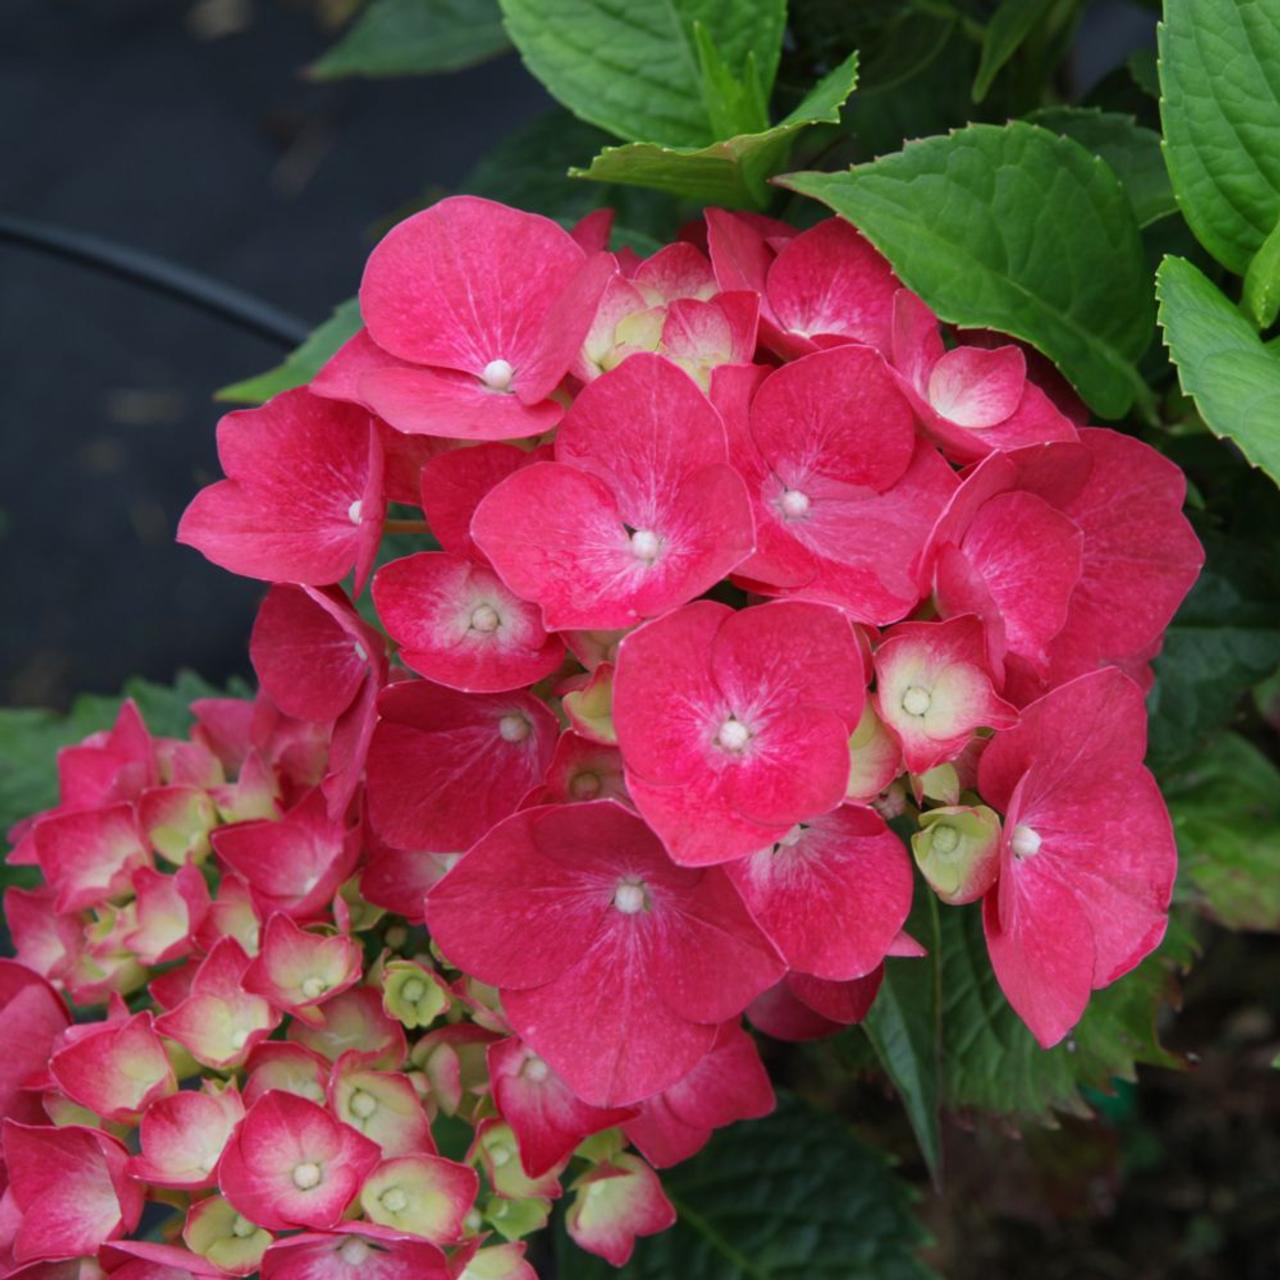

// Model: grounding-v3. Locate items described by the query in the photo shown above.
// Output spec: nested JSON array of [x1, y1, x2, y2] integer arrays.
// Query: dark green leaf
[[1025, 106, 1176, 227], [1243, 216, 1280, 328], [498, 0, 787, 147], [217, 299, 363, 405], [1164, 732, 1280, 930], [1159, 0, 1280, 275], [1147, 530, 1280, 770], [1127, 47, 1159, 99], [561, 1094, 935, 1278], [973, 0, 1043, 102], [780, 122, 1154, 418], [572, 53, 858, 208], [310, 0, 509, 79], [1156, 253, 1280, 484]]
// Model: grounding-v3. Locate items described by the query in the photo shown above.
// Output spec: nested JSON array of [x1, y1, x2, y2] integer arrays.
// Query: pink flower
[[177, 388, 385, 591], [217, 1091, 381, 1232], [123, 864, 210, 966], [126, 1083, 245, 1189], [354, 196, 612, 439], [426, 801, 783, 1106], [2, 1122, 143, 1262], [872, 614, 1018, 775], [622, 1023, 773, 1167], [365, 680, 557, 854], [259, 1223, 449, 1280], [613, 599, 866, 865], [0, 962, 70, 1128], [487, 1037, 637, 1179], [522, 732, 628, 808], [978, 668, 1178, 1046], [725, 805, 913, 980], [747, 969, 885, 1042], [715, 350, 957, 624], [242, 914, 363, 1025], [326, 1053, 436, 1158], [34, 803, 149, 914], [49, 1011, 174, 1122], [565, 1152, 675, 1267], [357, 1154, 478, 1243], [890, 292, 1079, 461], [471, 353, 754, 630]]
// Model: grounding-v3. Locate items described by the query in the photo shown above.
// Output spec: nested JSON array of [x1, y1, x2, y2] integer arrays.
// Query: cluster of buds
[[3, 194, 1205, 1274]]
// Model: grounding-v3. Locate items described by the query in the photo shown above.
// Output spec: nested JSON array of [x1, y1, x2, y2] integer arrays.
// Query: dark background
[[1, 0, 1153, 711]]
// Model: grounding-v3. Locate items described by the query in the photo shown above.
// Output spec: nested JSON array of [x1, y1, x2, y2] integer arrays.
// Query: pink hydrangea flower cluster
[[2, 194, 1206, 1274]]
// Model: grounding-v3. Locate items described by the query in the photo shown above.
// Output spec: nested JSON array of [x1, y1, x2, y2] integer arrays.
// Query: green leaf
[[0, 672, 249, 855], [779, 122, 1154, 418], [1157, 254, 1280, 483], [863, 891, 942, 1180], [940, 903, 1193, 1121], [497, 0, 787, 147], [1243, 216, 1280, 328], [1127, 47, 1160, 99], [1025, 106, 1176, 228], [561, 1094, 935, 1279], [1147, 530, 1280, 770], [217, 299, 363, 405], [310, 0, 509, 79], [572, 53, 858, 208], [973, 0, 1043, 102], [1164, 732, 1280, 930], [1159, 0, 1280, 276]]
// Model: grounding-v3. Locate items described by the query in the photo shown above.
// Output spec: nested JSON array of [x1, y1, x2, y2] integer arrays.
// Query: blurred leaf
[[217, 299, 362, 405], [1157, 254, 1280, 484], [1148, 530, 1280, 770], [973, 0, 1043, 102], [572, 53, 858, 208], [1159, 0, 1280, 276], [1165, 732, 1280, 930], [310, 0, 509, 79], [499, 0, 787, 147], [780, 122, 1154, 418], [560, 1094, 936, 1278], [1026, 106, 1176, 227], [1127, 47, 1159, 98]]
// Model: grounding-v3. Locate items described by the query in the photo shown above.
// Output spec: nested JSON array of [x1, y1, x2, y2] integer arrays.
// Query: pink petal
[[926, 344, 1026, 429]]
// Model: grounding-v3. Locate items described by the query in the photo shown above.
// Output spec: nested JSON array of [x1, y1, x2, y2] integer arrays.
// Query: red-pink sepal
[[2, 887, 81, 984], [49, 1012, 174, 1123], [326, 1051, 436, 1158], [287, 988, 407, 1073], [194, 873, 261, 958], [259, 1223, 450, 1280], [154, 937, 280, 1070], [177, 388, 385, 592], [242, 914, 363, 1025], [34, 805, 149, 915], [365, 680, 557, 854], [487, 1038, 637, 1179], [250, 585, 386, 725], [447, 1239, 536, 1280], [242, 1042, 331, 1108], [217, 1091, 381, 1232], [747, 968, 885, 1042], [358, 1153, 479, 1243], [55, 701, 155, 812], [122, 864, 210, 966], [1, 1122, 143, 1263], [413, 1025, 500, 1117], [126, 1082, 244, 1190], [565, 1152, 675, 1268], [0, 962, 71, 1128], [623, 1022, 774, 1168], [213, 789, 359, 922], [521, 732, 628, 809], [99, 1240, 226, 1279]]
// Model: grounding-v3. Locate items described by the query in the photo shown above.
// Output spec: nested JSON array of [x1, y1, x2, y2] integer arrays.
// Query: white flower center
[[231, 1215, 257, 1239], [629, 528, 661, 562], [613, 880, 647, 914], [931, 824, 961, 856], [482, 358, 514, 391], [901, 686, 932, 717], [401, 978, 426, 1004], [349, 1089, 378, 1119], [569, 770, 602, 799], [498, 713, 531, 743], [521, 1055, 550, 1083], [353, 641, 368, 662], [292, 1161, 323, 1190], [347, 499, 363, 525], [779, 488, 811, 518], [470, 603, 501, 633], [300, 976, 328, 1000], [716, 717, 751, 752], [1011, 824, 1042, 859], [776, 824, 804, 849], [380, 1186, 408, 1212], [338, 1240, 371, 1265], [490, 1144, 512, 1168]]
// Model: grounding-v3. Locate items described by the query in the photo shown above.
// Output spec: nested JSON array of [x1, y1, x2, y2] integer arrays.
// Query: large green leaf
[[779, 122, 1154, 418], [1147, 530, 1280, 770], [939, 903, 1192, 1121], [572, 53, 858, 208], [1157, 254, 1280, 484], [972, 0, 1043, 102], [1025, 106, 1176, 228], [498, 0, 786, 147], [310, 0, 509, 79], [0, 672, 248, 851], [1164, 732, 1280, 930], [217, 299, 363, 405], [562, 1095, 935, 1278], [1159, 0, 1280, 276]]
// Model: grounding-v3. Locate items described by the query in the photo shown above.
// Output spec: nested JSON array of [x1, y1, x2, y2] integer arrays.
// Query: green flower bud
[[912, 805, 1001, 905]]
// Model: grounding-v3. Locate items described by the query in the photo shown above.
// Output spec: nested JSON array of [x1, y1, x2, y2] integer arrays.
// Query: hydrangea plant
[[5, 1, 1280, 1276]]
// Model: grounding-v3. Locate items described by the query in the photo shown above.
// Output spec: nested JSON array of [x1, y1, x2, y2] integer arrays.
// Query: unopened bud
[[912, 805, 1001, 905]]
